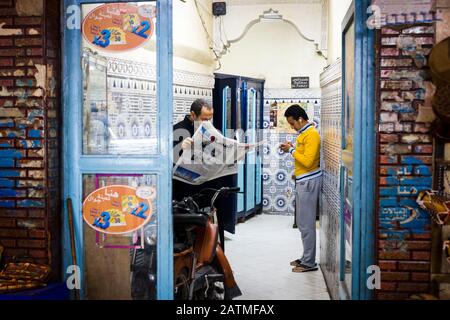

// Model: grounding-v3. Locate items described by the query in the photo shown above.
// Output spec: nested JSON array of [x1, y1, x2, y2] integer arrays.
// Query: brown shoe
[[290, 259, 302, 267], [292, 264, 318, 273]]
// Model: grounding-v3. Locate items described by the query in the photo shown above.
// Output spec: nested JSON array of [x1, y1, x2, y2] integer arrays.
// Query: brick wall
[[376, 24, 436, 300], [0, 0, 61, 280]]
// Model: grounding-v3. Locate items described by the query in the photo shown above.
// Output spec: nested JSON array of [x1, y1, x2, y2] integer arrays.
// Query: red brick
[[412, 251, 431, 261], [411, 273, 430, 282], [379, 261, 397, 270], [0, 218, 16, 228], [411, 233, 431, 240], [381, 282, 397, 291], [29, 249, 47, 259], [33, 258, 48, 265], [400, 113, 418, 122], [0, 48, 25, 56], [14, 38, 43, 47], [376, 292, 409, 300], [405, 241, 431, 250], [380, 155, 398, 164], [0, 238, 15, 247], [0, 58, 13, 67], [0, 228, 27, 238], [0, 0, 13, 7], [379, 250, 410, 260], [400, 155, 432, 165], [14, 17, 42, 26], [398, 261, 430, 271], [0, 209, 27, 218], [380, 134, 399, 143], [0, 8, 17, 16], [0, 79, 14, 87], [26, 48, 43, 56], [382, 28, 401, 35], [17, 239, 46, 248], [27, 209, 45, 218], [414, 145, 433, 155], [381, 59, 413, 67], [17, 219, 45, 229], [414, 37, 435, 45], [381, 48, 400, 56], [414, 124, 431, 133], [28, 229, 46, 239], [3, 248, 28, 257], [397, 282, 429, 293], [381, 271, 410, 281], [0, 38, 13, 46]]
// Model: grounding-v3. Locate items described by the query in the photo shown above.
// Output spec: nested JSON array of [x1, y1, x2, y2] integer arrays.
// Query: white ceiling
[[219, 0, 322, 5]]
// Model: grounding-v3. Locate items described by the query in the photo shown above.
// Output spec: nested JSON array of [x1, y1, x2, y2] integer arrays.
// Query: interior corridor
[[225, 215, 330, 300]]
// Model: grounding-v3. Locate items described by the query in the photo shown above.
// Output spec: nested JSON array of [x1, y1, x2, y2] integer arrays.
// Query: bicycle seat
[[173, 214, 207, 227]]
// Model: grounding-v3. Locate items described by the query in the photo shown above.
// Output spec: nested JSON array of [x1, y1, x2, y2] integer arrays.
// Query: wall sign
[[291, 77, 310, 89], [82, 3, 155, 52], [83, 185, 153, 234]]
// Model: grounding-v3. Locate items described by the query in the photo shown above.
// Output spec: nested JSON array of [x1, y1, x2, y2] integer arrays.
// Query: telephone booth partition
[[213, 74, 264, 230]]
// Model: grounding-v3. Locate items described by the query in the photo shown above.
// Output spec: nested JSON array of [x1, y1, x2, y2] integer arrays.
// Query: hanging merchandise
[[0, 262, 51, 293], [417, 190, 450, 226], [429, 37, 450, 123], [444, 240, 450, 265]]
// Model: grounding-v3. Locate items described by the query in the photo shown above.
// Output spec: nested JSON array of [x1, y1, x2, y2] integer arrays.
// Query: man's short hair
[[284, 105, 309, 121], [190, 99, 212, 117]]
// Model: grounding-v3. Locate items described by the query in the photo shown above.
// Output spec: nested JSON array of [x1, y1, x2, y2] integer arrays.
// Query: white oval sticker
[[136, 186, 156, 201]]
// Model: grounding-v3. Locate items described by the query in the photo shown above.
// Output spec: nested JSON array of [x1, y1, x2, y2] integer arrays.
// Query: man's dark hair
[[190, 99, 212, 117], [284, 105, 309, 121]]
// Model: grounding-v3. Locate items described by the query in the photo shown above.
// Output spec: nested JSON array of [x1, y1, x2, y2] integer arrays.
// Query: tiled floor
[[224, 214, 330, 300]]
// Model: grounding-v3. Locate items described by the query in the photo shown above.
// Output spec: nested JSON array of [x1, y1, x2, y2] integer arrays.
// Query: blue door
[[340, 0, 376, 300], [244, 87, 257, 212], [62, 0, 173, 300]]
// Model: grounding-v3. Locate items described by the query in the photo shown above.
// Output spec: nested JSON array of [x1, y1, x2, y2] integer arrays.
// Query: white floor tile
[[225, 214, 330, 300]]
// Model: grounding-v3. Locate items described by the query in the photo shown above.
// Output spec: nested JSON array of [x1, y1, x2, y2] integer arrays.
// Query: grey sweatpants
[[295, 176, 322, 268]]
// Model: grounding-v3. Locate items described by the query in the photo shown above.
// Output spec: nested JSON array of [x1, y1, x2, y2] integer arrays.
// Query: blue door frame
[[340, 0, 376, 300], [62, 0, 173, 300]]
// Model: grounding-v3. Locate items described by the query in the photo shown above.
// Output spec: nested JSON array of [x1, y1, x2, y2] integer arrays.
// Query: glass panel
[[343, 19, 355, 296], [82, 174, 158, 300], [236, 88, 242, 131], [222, 86, 232, 134], [81, 2, 158, 155]]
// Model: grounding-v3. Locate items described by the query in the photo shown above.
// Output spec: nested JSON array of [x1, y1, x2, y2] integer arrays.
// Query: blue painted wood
[[360, 0, 376, 301], [352, 0, 363, 300], [245, 88, 257, 211], [156, 0, 174, 300], [62, 0, 84, 298], [340, 0, 376, 300], [62, 0, 173, 300], [340, 0, 356, 300]]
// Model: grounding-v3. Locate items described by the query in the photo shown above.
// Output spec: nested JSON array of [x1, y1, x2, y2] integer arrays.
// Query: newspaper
[[173, 121, 260, 185]]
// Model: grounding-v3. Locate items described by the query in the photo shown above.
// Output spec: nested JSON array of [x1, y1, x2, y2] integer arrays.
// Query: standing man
[[280, 105, 322, 273]]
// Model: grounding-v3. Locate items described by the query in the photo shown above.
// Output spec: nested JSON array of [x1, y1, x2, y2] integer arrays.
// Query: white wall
[[216, 3, 327, 89], [327, 0, 353, 63], [173, 0, 216, 75]]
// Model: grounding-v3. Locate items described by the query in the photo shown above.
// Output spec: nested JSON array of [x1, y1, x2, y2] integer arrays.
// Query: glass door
[[255, 89, 263, 207], [245, 87, 257, 212], [62, 0, 173, 300], [341, 4, 355, 300]]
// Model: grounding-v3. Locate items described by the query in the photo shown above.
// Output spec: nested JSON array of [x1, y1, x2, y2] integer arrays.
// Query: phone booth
[[62, 0, 173, 300], [213, 74, 264, 229]]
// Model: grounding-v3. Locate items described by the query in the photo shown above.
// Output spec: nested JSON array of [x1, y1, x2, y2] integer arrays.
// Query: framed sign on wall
[[291, 77, 310, 89]]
